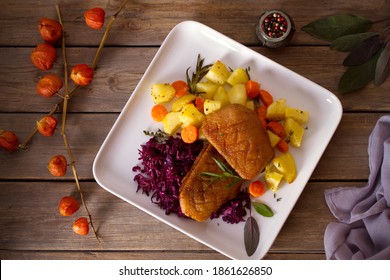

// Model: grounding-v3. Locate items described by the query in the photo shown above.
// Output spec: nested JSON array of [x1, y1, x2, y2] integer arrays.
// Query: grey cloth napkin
[[324, 115, 390, 260]]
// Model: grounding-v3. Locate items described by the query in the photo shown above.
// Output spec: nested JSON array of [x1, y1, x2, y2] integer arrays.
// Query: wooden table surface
[[1, 0, 389, 260]]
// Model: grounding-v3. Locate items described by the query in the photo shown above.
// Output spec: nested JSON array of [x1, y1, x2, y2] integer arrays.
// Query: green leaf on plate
[[374, 40, 390, 86], [244, 216, 260, 257], [338, 50, 381, 94], [343, 35, 382, 66], [330, 32, 379, 51], [252, 202, 274, 217], [302, 14, 372, 41]]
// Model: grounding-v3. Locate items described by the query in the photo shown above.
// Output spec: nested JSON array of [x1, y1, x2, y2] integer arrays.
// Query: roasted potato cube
[[205, 60, 230, 85], [226, 67, 249, 86], [151, 83, 175, 104], [267, 130, 281, 147], [265, 170, 284, 192], [266, 98, 286, 121], [213, 86, 230, 107], [204, 99, 222, 115], [272, 152, 297, 183], [196, 82, 218, 99], [284, 117, 305, 147], [227, 84, 247, 105], [179, 103, 205, 127], [171, 94, 196, 112], [245, 100, 255, 110], [285, 106, 309, 124], [163, 111, 182, 135]]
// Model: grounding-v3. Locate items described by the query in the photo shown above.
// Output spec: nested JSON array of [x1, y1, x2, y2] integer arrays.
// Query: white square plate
[[93, 21, 342, 259]]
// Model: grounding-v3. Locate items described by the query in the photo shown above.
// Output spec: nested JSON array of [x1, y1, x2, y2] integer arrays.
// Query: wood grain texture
[[0, 0, 389, 260], [0, 113, 380, 180], [0, 0, 388, 47], [0, 47, 389, 113], [0, 250, 325, 260], [0, 181, 358, 258]]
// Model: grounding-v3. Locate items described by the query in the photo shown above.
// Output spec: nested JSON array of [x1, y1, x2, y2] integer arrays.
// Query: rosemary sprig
[[245, 66, 251, 80], [186, 54, 212, 94], [143, 129, 169, 143], [200, 157, 243, 188]]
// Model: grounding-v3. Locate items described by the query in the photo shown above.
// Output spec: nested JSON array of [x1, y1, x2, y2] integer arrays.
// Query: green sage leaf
[[338, 50, 381, 94], [343, 35, 382, 66], [374, 41, 390, 86], [302, 14, 372, 41], [252, 202, 274, 217], [330, 32, 379, 51], [244, 216, 260, 257]]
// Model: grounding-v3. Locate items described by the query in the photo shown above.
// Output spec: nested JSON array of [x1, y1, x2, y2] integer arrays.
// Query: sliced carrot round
[[171, 80, 189, 97], [256, 105, 268, 128], [256, 105, 267, 119], [276, 139, 289, 153], [245, 80, 261, 99], [195, 96, 205, 113], [181, 125, 199, 144], [151, 104, 168, 122], [248, 180, 267, 197], [259, 89, 273, 107], [267, 121, 286, 138]]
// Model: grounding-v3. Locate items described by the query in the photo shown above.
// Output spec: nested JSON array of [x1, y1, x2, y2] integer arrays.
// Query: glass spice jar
[[256, 10, 295, 48]]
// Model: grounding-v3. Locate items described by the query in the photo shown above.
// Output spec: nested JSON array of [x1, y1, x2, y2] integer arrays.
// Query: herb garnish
[[244, 216, 260, 257], [252, 202, 274, 217], [200, 157, 243, 189], [143, 129, 169, 143], [302, 14, 390, 93], [186, 54, 212, 94], [244, 202, 274, 256], [245, 66, 251, 80]]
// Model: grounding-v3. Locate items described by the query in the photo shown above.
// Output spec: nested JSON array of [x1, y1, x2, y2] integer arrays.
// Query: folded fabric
[[324, 115, 390, 260]]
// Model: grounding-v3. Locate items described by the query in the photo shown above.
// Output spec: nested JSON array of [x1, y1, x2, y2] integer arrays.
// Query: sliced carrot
[[245, 80, 261, 99], [256, 105, 267, 119], [256, 105, 268, 128], [181, 125, 199, 144], [276, 139, 289, 153], [195, 96, 205, 113], [248, 180, 267, 197], [267, 121, 286, 138], [151, 104, 168, 122], [172, 80, 189, 97], [259, 89, 273, 107]]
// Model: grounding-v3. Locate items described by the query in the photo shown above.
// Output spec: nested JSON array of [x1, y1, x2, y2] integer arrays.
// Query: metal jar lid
[[256, 10, 295, 48]]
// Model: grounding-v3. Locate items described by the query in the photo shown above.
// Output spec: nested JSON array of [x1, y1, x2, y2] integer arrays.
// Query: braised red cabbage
[[132, 134, 249, 223], [132, 135, 203, 217], [210, 190, 250, 224]]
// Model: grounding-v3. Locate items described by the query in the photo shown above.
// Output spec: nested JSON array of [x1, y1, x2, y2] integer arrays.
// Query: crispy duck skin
[[201, 104, 274, 180], [179, 144, 242, 222]]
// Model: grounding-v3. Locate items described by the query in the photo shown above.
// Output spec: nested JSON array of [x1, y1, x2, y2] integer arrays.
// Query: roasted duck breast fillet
[[201, 104, 274, 180], [179, 144, 242, 222]]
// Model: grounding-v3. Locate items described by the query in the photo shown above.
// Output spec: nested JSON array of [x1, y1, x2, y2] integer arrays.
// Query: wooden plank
[[0, 0, 388, 47], [0, 47, 153, 113], [0, 113, 381, 180], [0, 47, 389, 113], [0, 113, 117, 180], [0, 250, 324, 260], [0, 181, 361, 255]]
